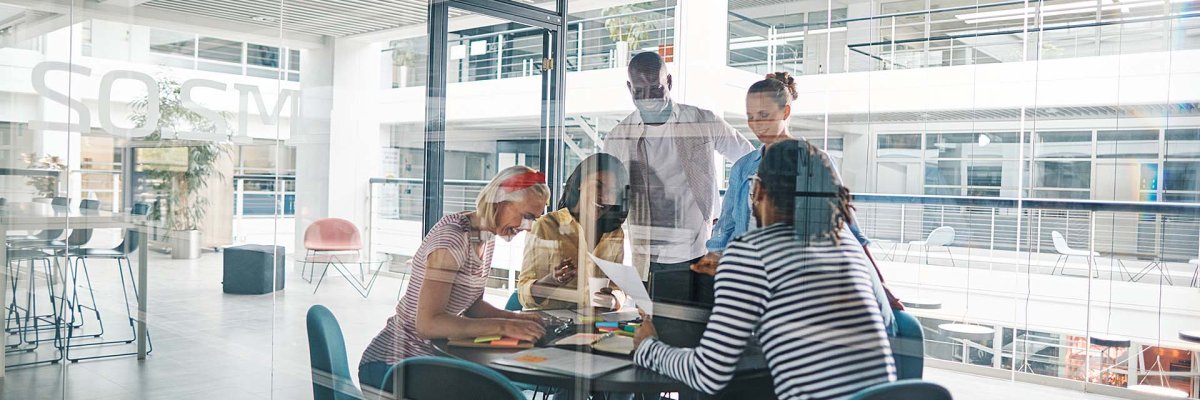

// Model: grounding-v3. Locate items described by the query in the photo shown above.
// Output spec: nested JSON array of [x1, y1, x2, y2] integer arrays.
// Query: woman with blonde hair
[[358, 165, 551, 389]]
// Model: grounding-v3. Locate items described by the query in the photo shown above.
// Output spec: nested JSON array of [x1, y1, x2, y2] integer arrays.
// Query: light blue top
[[707, 145, 894, 333], [708, 146, 872, 251]]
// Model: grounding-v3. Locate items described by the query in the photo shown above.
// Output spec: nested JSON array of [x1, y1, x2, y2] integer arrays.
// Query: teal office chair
[[306, 305, 364, 400], [380, 356, 524, 400], [891, 310, 925, 380], [505, 290, 523, 311], [849, 380, 952, 400]]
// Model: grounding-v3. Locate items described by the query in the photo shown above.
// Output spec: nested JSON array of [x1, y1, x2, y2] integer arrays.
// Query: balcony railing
[[384, 5, 677, 88], [727, 0, 1200, 75], [370, 177, 1200, 287]]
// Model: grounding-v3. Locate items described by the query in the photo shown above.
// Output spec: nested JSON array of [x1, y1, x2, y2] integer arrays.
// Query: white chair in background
[[1050, 231, 1099, 277], [904, 226, 957, 267]]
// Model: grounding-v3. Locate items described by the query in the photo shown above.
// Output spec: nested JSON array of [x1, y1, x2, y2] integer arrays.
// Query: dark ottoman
[[223, 245, 285, 294]]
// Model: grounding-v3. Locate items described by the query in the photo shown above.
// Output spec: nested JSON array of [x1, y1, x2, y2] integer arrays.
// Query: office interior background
[[0, 0, 1199, 398]]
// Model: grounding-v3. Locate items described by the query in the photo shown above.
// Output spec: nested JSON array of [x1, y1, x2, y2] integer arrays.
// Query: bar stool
[[64, 203, 153, 362]]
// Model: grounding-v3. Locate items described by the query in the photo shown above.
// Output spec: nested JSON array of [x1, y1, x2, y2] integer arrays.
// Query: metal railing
[[727, 0, 1200, 75], [855, 193, 1200, 284], [233, 175, 295, 217], [384, 5, 676, 88]]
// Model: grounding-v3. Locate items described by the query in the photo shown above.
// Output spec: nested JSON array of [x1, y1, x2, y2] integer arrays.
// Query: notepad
[[492, 347, 632, 379], [552, 333, 636, 356], [474, 335, 503, 343]]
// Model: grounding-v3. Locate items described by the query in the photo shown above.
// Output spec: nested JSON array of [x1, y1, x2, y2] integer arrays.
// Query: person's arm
[[710, 113, 753, 162], [706, 156, 749, 253], [414, 249, 544, 341], [518, 220, 574, 308], [464, 294, 543, 323], [633, 240, 768, 395]]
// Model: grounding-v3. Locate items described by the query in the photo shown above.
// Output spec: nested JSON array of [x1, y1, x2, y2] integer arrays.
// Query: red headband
[[499, 171, 546, 192]]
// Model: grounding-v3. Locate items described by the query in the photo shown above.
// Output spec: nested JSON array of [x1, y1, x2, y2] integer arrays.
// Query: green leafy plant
[[389, 39, 417, 67], [602, 4, 658, 50], [20, 153, 65, 198], [129, 77, 231, 231]]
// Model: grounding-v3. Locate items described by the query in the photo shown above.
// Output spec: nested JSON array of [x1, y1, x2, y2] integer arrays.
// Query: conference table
[[427, 317, 776, 399], [0, 202, 152, 378]]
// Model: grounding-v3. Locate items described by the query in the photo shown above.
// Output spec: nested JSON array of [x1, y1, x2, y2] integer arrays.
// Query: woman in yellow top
[[518, 153, 629, 310]]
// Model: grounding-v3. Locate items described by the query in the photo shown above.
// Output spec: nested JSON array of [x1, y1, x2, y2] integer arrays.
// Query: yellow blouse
[[517, 208, 625, 310]]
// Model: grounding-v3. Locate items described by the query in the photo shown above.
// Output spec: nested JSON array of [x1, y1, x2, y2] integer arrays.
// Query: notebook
[[491, 347, 632, 379], [552, 333, 636, 356]]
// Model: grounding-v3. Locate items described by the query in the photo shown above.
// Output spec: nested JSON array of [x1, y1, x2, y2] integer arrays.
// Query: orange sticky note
[[491, 337, 521, 347], [514, 355, 547, 363]]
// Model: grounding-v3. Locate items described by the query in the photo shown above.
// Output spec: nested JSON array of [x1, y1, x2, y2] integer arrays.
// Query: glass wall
[[723, 0, 1200, 396], [1, 0, 1197, 398]]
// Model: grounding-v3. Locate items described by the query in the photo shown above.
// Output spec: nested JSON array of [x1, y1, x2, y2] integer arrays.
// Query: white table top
[[1, 202, 139, 231]]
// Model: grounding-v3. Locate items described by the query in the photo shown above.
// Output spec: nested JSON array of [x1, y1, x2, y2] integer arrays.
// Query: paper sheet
[[589, 253, 653, 315]]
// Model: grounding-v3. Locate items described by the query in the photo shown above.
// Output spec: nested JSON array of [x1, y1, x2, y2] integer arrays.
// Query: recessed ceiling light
[[252, 16, 278, 23], [1043, 107, 1059, 114]]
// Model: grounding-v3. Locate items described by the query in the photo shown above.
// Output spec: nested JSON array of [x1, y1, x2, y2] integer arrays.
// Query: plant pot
[[613, 41, 630, 68], [169, 229, 202, 259], [398, 64, 412, 87]]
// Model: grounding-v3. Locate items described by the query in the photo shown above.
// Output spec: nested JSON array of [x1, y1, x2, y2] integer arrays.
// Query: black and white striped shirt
[[634, 223, 896, 400]]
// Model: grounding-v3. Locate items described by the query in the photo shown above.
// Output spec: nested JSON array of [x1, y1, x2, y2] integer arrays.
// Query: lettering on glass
[[28, 61, 299, 141]]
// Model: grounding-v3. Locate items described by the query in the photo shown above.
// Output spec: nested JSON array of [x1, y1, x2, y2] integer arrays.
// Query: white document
[[590, 253, 653, 316]]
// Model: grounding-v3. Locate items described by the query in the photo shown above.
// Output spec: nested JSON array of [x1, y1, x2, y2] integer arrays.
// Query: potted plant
[[20, 153, 65, 202], [602, 4, 657, 68], [129, 77, 231, 259], [389, 40, 417, 88]]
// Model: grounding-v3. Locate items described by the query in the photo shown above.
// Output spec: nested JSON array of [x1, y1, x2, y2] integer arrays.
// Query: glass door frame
[[423, 0, 568, 234]]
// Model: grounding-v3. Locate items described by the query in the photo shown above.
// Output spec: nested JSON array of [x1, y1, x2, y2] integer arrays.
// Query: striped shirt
[[360, 213, 494, 365], [634, 223, 896, 400]]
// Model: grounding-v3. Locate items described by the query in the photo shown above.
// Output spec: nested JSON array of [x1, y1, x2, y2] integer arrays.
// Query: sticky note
[[491, 337, 521, 347], [624, 325, 636, 332], [474, 335, 502, 343], [595, 322, 619, 328], [514, 355, 547, 363], [598, 327, 618, 332], [614, 330, 635, 337]]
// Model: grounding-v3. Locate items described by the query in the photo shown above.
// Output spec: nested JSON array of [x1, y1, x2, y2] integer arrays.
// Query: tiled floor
[[1, 251, 1133, 399]]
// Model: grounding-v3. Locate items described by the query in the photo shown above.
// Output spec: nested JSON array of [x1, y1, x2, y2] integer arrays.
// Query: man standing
[[603, 52, 752, 302]]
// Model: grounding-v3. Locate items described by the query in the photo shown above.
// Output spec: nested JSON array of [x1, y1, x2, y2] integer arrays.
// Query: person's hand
[[500, 319, 546, 342], [690, 251, 721, 277], [539, 258, 577, 286], [510, 311, 545, 324], [633, 311, 657, 349], [591, 287, 620, 311]]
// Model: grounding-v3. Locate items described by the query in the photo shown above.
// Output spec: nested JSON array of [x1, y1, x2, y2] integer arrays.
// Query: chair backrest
[[115, 203, 151, 254], [849, 380, 953, 400], [1051, 231, 1073, 254], [304, 218, 362, 252], [381, 356, 524, 400], [890, 310, 925, 380], [504, 291, 523, 311], [925, 227, 955, 247], [64, 199, 103, 246], [306, 305, 362, 400], [33, 197, 72, 240]]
